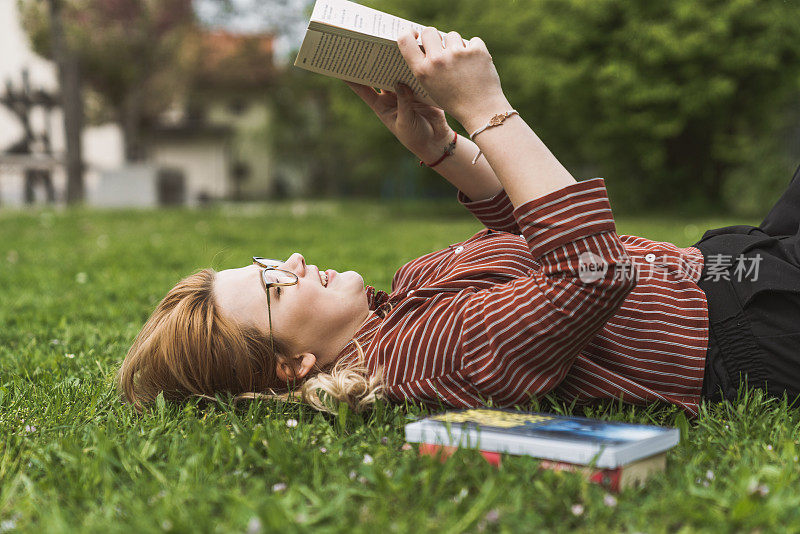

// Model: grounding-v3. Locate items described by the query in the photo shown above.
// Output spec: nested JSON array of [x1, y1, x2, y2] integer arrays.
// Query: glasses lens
[[254, 257, 282, 268], [262, 269, 297, 285]]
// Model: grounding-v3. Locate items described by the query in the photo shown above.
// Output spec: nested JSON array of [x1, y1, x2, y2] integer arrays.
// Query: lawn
[[1, 199, 798, 533]]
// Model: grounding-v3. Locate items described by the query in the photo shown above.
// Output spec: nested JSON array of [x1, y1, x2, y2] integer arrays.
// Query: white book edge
[[294, 0, 448, 107], [404, 420, 680, 469]]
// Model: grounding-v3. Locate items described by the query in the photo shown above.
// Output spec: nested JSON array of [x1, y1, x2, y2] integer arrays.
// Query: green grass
[[2, 200, 798, 533]]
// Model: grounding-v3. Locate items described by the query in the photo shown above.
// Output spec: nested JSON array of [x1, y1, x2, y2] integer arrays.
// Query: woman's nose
[[285, 253, 306, 274]]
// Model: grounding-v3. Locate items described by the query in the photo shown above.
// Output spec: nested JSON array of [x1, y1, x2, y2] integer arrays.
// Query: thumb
[[394, 83, 415, 122]]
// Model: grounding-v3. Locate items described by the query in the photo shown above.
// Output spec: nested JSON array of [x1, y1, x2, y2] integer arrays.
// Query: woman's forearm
[[419, 134, 503, 202], [458, 98, 577, 209]]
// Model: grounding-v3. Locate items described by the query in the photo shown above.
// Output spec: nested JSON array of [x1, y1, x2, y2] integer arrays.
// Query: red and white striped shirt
[[338, 178, 709, 416]]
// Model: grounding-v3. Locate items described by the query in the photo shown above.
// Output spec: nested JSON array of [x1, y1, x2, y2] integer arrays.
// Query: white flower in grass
[[363, 454, 373, 464], [319, 447, 327, 454], [75, 272, 88, 284], [348, 470, 357, 480], [65, 353, 76, 359], [603, 494, 617, 507], [746, 480, 769, 496], [161, 520, 173, 531], [24, 425, 36, 433], [766, 444, 773, 451], [401, 443, 413, 451], [271, 482, 287, 492], [571, 504, 584, 516], [285, 418, 298, 428], [452, 488, 468, 503], [484, 509, 500, 523], [706, 470, 715, 481], [246, 517, 262, 534]]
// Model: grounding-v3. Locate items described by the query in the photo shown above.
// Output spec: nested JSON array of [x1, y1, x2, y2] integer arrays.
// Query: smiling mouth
[[318, 269, 336, 287]]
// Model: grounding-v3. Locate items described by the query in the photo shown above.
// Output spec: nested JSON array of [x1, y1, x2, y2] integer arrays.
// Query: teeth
[[319, 271, 328, 287]]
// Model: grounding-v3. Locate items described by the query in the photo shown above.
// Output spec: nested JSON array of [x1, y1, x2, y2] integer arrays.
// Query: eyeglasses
[[252, 257, 299, 359]]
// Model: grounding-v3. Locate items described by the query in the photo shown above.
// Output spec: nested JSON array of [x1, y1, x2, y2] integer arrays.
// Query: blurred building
[[146, 30, 279, 203], [0, 2, 283, 207], [0, 0, 123, 206]]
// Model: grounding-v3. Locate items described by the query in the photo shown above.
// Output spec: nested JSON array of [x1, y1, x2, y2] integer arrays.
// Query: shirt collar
[[365, 285, 391, 318]]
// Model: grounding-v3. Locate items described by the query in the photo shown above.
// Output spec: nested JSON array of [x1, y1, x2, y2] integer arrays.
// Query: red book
[[418, 443, 666, 492]]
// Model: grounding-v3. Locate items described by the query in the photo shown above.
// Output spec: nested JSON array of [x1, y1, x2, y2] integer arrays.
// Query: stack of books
[[405, 408, 680, 491]]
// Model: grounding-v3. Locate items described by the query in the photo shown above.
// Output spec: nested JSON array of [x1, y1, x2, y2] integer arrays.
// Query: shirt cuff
[[513, 178, 618, 259], [457, 188, 520, 233]]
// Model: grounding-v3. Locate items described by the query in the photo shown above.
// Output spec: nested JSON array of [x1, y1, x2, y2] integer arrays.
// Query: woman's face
[[213, 253, 371, 368]]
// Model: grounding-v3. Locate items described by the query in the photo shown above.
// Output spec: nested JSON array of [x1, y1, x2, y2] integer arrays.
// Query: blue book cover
[[404, 408, 679, 468]]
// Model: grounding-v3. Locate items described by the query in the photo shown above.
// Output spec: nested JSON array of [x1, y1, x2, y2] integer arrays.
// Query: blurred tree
[[268, 67, 363, 197], [19, 0, 200, 162], [46, 0, 84, 203], [276, 0, 799, 209], [365, 0, 800, 211]]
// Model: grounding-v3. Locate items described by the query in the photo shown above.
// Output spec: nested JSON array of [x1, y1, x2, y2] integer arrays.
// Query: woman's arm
[[397, 28, 576, 209], [346, 81, 502, 202], [418, 132, 503, 202]]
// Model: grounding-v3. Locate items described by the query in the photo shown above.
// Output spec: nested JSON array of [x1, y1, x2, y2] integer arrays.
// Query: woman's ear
[[276, 352, 317, 382]]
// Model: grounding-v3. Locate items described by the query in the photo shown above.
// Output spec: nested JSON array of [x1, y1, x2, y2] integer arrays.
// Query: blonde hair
[[117, 269, 384, 414]]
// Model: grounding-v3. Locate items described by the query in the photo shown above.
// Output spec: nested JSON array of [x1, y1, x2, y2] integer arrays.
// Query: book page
[[295, 0, 471, 106], [295, 26, 439, 106], [310, 0, 425, 42]]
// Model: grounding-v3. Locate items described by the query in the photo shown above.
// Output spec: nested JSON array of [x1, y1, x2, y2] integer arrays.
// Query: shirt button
[[645, 253, 656, 262], [454, 246, 464, 254]]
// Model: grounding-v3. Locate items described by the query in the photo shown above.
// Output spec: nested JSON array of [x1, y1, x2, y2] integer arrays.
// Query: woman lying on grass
[[119, 27, 800, 416]]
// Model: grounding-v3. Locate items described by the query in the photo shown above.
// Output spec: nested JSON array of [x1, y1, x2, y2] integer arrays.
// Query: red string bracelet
[[419, 130, 458, 168]]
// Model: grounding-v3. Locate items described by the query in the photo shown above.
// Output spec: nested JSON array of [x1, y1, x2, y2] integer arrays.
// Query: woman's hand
[[396, 27, 510, 134], [345, 81, 455, 163]]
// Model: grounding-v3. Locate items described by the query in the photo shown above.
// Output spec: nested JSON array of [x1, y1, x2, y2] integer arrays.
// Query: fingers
[[397, 28, 425, 71], [394, 83, 414, 124], [419, 26, 444, 60], [468, 36, 488, 54], [345, 81, 379, 107], [443, 31, 465, 49]]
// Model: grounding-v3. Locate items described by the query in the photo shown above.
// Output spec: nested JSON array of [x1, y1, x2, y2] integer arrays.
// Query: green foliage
[[287, 0, 800, 210], [2, 203, 793, 532]]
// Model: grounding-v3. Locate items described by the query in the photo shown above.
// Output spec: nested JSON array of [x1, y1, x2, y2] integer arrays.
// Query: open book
[[294, 0, 450, 107]]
